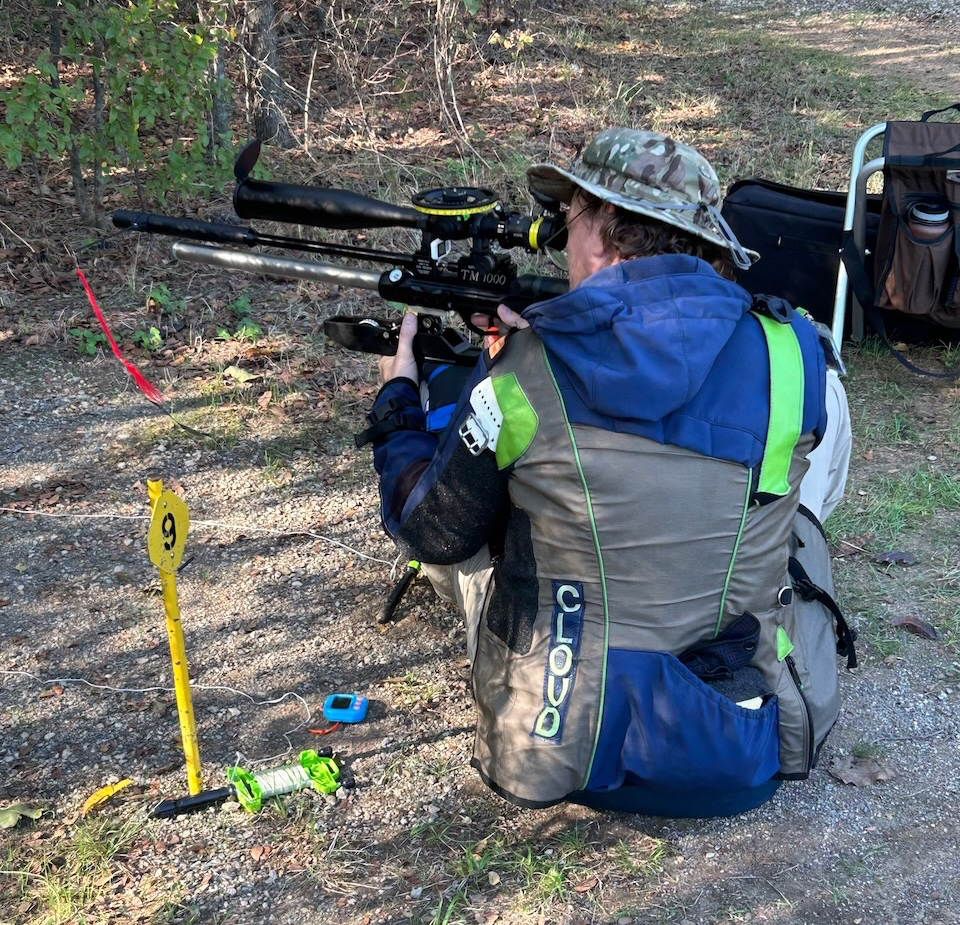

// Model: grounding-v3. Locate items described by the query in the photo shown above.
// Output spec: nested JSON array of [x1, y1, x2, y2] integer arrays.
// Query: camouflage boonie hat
[[527, 128, 757, 269]]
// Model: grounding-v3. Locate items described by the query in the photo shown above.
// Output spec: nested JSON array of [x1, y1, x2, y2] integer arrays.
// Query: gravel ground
[[2, 327, 960, 925]]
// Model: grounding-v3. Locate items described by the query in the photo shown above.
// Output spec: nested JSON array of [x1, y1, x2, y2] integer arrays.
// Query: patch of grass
[[918, 559, 960, 650], [517, 846, 570, 908], [611, 834, 669, 878], [511, 831, 597, 913], [409, 818, 453, 848], [537, 4, 955, 189], [386, 669, 444, 709], [452, 836, 503, 881], [129, 402, 239, 451], [834, 465, 960, 542], [836, 843, 887, 879], [262, 449, 291, 486], [870, 634, 903, 659], [848, 377, 916, 446], [831, 569, 902, 657], [428, 890, 469, 925], [552, 823, 591, 857], [1, 813, 177, 925], [377, 745, 417, 786], [153, 901, 202, 924], [852, 740, 883, 760]]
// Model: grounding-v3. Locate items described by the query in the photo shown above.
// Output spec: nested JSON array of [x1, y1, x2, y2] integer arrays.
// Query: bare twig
[[0, 219, 36, 252], [303, 46, 319, 151]]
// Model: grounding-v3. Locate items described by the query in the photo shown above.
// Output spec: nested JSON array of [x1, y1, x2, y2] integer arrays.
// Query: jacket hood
[[523, 254, 754, 422]]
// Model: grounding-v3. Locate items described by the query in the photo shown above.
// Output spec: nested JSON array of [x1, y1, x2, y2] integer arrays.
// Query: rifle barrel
[[171, 243, 383, 291]]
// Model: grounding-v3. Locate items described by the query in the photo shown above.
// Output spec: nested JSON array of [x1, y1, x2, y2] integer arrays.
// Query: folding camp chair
[[832, 106, 960, 352], [831, 122, 886, 346]]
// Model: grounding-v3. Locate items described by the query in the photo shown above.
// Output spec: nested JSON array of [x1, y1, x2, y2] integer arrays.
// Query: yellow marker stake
[[146, 478, 202, 795]]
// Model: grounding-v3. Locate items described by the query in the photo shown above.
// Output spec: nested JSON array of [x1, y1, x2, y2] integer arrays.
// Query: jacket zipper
[[785, 654, 813, 773]]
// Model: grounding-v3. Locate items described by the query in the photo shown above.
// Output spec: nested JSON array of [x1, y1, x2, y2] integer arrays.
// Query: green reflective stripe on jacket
[[777, 625, 795, 661], [754, 314, 805, 497], [492, 373, 539, 469]]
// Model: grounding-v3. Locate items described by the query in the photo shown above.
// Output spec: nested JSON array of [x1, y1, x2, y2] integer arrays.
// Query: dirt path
[[765, 14, 960, 103]]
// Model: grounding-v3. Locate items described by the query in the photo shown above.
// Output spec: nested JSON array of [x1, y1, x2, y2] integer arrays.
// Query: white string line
[[0, 506, 393, 566], [0, 507, 146, 521], [0, 668, 315, 768]]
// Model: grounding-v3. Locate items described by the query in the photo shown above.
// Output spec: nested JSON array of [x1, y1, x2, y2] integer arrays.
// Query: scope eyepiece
[[469, 211, 567, 253], [530, 214, 567, 252]]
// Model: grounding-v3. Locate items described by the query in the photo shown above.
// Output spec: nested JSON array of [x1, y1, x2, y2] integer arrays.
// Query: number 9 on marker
[[147, 490, 190, 574]]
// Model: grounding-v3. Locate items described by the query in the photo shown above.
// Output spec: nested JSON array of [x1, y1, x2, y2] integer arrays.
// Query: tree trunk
[[48, 0, 97, 226], [199, 0, 232, 155], [244, 0, 297, 148], [92, 35, 105, 221]]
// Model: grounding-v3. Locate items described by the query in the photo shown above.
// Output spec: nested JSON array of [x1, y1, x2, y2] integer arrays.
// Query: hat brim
[[527, 163, 759, 265]]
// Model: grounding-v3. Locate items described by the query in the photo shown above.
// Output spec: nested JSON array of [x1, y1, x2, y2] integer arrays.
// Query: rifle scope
[[233, 178, 566, 253]]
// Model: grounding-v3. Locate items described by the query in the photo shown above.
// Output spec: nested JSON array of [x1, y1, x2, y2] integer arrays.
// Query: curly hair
[[576, 190, 735, 280]]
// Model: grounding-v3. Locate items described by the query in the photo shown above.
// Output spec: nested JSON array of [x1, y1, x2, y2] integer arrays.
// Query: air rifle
[[113, 141, 569, 367]]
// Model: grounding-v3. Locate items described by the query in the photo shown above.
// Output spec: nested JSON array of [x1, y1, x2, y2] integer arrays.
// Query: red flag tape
[[75, 268, 165, 405]]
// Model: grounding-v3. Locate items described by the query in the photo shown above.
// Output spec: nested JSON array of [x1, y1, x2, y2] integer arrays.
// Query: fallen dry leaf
[[873, 549, 918, 566], [829, 754, 896, 786], [250, 844, 270, 862], [573, 876, 599, 892], [891, 615, 939, 640]]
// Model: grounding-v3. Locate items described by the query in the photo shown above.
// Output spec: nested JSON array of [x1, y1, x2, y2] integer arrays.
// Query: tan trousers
[[420, 547, 493, 664], [799, 370, 851, 523]]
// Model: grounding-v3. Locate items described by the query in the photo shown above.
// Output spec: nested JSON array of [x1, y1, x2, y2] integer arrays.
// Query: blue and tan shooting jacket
[[369, 254, 836, 809]]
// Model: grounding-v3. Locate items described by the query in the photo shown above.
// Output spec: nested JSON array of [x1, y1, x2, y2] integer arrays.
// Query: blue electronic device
[[322, 693, 369, 724]]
